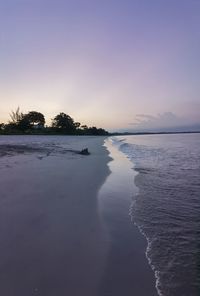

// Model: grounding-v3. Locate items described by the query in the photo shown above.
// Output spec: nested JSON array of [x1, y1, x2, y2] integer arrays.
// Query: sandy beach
[[0, 135, 156, 296]]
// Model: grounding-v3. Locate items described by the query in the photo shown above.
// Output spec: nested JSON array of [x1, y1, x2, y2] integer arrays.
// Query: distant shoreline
[[109, 130, 200, 136], [0, 130, 200, 136]]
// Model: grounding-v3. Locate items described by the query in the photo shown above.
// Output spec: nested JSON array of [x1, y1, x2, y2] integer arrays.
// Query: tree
[[17, 116, 32, 131], [81, 125, 88, 130], [52, 113, 76, 133], [9, 108, 45, 131], [74, 122, 81, 129], [4, 108, 109, 135], [9, 107, 24, 125], [87, 126, 108, 135], [24, 111, 45, 128]]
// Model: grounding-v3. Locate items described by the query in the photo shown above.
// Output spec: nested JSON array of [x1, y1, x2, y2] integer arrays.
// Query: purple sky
[[0, 0, 200, 131]]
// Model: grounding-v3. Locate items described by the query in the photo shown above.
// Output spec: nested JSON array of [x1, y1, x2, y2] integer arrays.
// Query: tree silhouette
[[24, 111, 45, 128], [81, 125, 88, 130], [17, 116, 32, 131], [74, 122, 81, 129], [9, 107, 24, 125], [2, 109, 109, 135], [8, 109, 45, 131], [52, 113, 76, 132], [87, 126, 108, 135]]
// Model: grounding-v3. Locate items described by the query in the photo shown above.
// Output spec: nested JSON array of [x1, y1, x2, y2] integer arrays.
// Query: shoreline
[[98, 138, 157, 295]]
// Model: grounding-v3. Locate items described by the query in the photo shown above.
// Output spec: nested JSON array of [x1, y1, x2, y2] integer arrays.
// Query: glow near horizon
[[0, 0, 200, 131]]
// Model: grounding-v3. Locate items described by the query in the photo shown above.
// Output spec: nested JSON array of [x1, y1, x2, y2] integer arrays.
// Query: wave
[[111, 134, 200, 296]]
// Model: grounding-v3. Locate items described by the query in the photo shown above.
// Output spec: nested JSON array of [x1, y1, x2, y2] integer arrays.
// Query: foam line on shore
[[111, 136, 161, 296], [97, 138, 157, 296]]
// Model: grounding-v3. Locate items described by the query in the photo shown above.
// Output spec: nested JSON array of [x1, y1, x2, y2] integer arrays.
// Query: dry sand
[[0, 136, 110, 296]]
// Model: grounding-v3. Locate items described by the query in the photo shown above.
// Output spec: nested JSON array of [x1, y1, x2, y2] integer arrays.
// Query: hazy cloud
[[131, 112, 198, 131]]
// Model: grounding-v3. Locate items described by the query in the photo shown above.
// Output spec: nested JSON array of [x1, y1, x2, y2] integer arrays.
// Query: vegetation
[[0, 108, 108, 136], [52, 113, 78, 133]]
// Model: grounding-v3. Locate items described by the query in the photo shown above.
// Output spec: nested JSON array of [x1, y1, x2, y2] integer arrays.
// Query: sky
[[0, 0, 200, 131]]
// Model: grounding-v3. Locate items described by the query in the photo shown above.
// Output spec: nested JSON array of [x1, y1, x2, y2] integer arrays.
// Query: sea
[[111, 133, 200, 296]]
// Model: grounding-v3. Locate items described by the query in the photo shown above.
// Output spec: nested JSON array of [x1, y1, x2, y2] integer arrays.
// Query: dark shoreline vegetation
[[0, 108, 199, 136], [0, 108, 108, 136]]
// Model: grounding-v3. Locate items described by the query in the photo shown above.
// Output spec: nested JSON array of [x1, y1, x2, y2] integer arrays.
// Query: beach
[[0, 135, 156, 296]]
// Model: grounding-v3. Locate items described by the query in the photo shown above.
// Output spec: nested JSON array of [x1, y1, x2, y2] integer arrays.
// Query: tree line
[[0, 108, 108, 136]]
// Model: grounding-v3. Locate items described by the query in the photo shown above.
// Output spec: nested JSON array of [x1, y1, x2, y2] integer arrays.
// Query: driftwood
[[79, 148, 90, 155]]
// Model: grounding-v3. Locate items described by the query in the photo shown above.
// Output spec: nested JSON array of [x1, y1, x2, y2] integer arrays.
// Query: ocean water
[[112, 133, 200, 296]]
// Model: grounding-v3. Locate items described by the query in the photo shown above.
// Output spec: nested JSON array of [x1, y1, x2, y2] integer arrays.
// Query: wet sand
[[98, 139, 157, 296], [0, 135, 157, 295]]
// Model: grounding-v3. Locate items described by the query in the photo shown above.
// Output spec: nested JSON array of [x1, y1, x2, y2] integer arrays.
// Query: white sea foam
[[112, 136, 161, 296]]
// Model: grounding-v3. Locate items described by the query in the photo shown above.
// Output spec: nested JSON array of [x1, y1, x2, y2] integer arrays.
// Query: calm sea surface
[[112, 133, 200, 296]]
